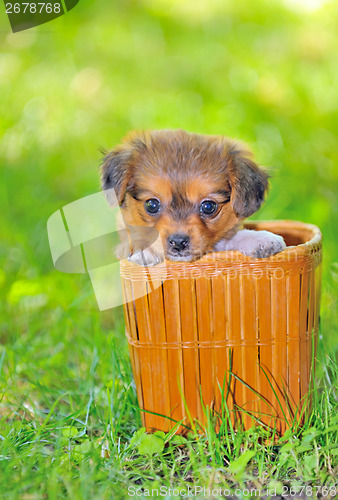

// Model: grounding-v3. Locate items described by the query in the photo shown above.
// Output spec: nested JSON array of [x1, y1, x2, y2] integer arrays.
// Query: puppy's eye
[[200, 200, 218, 216], [145, 198, 161, 215]]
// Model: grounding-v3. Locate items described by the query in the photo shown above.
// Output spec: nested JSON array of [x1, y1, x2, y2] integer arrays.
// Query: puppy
[[100, 129, 286, 265]]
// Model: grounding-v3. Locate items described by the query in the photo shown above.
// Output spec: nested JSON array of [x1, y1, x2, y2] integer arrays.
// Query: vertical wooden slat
[[195, 277, 214, 425], [240, 272, 258, 430], [224, 273, 235, 427], [162, 278, 185, 430], [227, 270, 244, 428], [130, 279, 157, 431], [147, 283, 171, 431], [212, 275, 227, 425], [313, 264, 322, 373], [307, 269, 316, 380], [255, 269, 273, 429], [270, 268, 287, 434], [121, 279, 144, 416], [308, 267, 317, 418], [314, 264, 322, 335], [286, 272, 301, 422], [123, 279, 147, 421], [299, 270, 310, 409], [179, 278, 201, 427]]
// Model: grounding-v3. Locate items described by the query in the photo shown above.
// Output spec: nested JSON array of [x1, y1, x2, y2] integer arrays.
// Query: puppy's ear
[[228, 146, 269, 219], [100, 145, 133, 205]]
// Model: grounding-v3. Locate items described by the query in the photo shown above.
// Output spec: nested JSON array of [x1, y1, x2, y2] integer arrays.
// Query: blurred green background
[[0, 0, 337, 413]]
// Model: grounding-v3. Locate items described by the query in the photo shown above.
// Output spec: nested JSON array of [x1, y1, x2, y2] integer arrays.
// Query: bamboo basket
[[120, 220, 322, 435]]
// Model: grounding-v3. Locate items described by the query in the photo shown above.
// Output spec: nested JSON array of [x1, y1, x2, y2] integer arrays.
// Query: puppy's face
[[101, 130, 268, 261]]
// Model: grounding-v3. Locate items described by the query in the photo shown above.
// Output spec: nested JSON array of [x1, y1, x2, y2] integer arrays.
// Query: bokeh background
[[0, 0, 337, 441]]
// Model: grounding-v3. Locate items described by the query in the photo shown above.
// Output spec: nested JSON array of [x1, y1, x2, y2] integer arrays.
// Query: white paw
[[127, 247, 164, 266], [216, 229, 286, 258], [246, 232, 286, 258]]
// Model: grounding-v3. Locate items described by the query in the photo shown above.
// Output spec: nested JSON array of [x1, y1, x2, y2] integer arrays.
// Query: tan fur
[[101, 129, 269, 262]]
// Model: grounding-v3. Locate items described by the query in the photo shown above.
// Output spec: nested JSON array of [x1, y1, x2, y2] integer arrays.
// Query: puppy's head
[[101, 130, 268, 261]]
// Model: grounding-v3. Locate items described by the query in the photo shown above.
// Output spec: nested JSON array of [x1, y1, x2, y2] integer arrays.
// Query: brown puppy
[[100, 129, 285, 265]]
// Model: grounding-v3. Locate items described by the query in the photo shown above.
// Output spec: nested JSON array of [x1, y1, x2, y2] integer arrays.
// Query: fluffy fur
[[100, 129, 286, 265]]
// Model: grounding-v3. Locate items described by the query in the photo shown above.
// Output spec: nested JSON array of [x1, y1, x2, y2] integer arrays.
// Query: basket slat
[[299, 271, 310, 405], [123, 279, 145, 419], [147, 284, 171, 430], [163, 279, 185, 429], [195, 278, 214, 420], [241, 273, 259, 429], [271, 271, 288, 433], [212, 275, 228, 423], [255, 271, 274, 428], [228, 273, 246, 427], [132, 280, 158, 429], [179, 279, 202, 427], [286, 273, 301, 419]]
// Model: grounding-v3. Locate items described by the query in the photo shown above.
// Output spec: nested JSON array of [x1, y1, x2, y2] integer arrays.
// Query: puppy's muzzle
[[168, 233, 190, 253]]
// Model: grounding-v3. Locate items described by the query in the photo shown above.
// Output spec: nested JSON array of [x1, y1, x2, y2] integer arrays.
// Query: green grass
[[0, 310, 337, 498], [1, 0, 337, 497]]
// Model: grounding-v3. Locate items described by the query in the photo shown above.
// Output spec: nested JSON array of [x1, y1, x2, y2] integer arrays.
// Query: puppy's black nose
[[168, 233, 190, 252]]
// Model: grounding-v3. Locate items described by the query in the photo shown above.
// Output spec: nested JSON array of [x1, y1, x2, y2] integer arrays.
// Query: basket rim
[[243, 219, 321, 247], [203, 219, 322, 261], [120, 219, 322, 277]]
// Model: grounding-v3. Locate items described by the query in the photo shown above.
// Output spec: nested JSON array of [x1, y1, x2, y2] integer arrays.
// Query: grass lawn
[[0, 0, 337, 498]]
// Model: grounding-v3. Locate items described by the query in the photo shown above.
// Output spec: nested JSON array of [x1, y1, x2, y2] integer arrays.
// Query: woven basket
[[120, 220, 322, 435]]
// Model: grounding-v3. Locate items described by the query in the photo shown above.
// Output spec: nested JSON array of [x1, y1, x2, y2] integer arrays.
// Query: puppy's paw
[[115, 231, 164, 266], [217, 229, 286, 258], [127, 247, 164, 266], [115, 240, 132, 261], [247, 232, 286, 258]]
